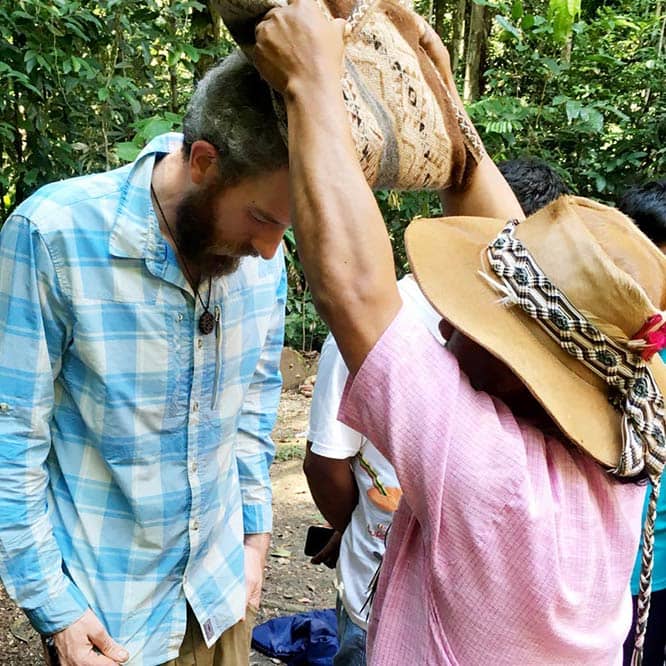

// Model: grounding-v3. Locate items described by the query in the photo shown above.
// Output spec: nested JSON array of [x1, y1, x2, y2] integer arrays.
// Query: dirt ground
[[0, 390, 336, 665]]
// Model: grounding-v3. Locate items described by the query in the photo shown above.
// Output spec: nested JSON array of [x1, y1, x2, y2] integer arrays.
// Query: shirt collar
[[109, 132, 184, 260]]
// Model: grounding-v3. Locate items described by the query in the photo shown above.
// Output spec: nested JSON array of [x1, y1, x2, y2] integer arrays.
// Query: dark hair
[[617, 181, 666, 245], [182, 50, 288, 183], [498, 157, 571, 216]]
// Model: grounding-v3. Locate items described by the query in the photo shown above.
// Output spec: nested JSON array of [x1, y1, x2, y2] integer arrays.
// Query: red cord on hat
[[632, 314, 666, 361]]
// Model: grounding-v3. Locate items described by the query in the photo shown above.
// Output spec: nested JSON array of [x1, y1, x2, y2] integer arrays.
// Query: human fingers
[[310, 531, 341, 567], [255, 0, 345, 94], [53, 609, 128, 665], [87, 619, 129, 664], [417, 20, 454, 87]]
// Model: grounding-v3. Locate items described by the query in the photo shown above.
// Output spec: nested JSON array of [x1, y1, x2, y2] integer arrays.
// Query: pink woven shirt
[[339, 307, 645, 666]]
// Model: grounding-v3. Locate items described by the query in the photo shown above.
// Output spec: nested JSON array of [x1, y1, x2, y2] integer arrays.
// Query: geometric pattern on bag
[[211, 0, 484, 190]]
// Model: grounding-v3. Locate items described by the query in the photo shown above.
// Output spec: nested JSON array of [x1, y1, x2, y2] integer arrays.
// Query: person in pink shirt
[[253, 4, 666, 665]]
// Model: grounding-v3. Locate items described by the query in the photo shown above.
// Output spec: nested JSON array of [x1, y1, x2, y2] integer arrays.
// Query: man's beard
[[174, 186, 255, 279]]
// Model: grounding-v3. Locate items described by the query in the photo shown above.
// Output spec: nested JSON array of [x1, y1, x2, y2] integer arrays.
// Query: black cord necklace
[[151, 183, 216, 335]]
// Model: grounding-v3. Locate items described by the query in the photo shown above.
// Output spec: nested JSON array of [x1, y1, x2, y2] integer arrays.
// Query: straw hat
[[406, 195, 666, 664]]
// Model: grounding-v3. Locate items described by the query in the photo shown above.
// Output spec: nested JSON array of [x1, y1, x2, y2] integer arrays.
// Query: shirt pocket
[[62, 301, 179, 462], [219, 281, 278, 374]]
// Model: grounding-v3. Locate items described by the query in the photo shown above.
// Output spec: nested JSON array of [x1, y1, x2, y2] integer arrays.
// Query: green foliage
[[376, 190, 443, 277], [469, 0, 665, 198], [282, 229, 329, 351], [274, 441, 306, 462], [0, 0, 225, 214], [547, 0, 581, 43], [115, 112, 183, 162], [280, 190, 444, 351], [1, 0, 664, 352]]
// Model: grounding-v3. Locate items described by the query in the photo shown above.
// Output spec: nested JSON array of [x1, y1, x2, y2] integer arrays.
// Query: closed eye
[[250, 212, 274, 226], [249, 210, 289, 228]]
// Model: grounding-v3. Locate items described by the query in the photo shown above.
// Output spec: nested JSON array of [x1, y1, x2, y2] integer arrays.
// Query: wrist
[[284, 80, 352, 145], [244, 533, 270, 572], [283, 74, 344, 107], [244, 532, 271, 554]]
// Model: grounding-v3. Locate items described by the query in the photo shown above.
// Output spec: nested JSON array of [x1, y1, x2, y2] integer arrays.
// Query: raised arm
[[255, 5, 400, 374], [418, 24, 524, 220], [254, 1, 523, 374]]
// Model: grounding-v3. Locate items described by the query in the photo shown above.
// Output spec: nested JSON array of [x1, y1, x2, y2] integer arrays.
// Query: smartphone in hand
[[304, 525, 337, 556]]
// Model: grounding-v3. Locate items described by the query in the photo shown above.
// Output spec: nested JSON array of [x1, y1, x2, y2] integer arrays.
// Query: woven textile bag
[[211, 0, 484, 190]]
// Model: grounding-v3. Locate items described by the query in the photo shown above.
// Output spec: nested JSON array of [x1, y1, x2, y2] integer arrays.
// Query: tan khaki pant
[[163, 605, 258, 666]]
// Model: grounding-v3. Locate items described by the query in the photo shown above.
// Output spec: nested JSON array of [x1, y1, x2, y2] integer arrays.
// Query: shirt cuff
[[243, 502, 273, 535], [308, 436, 361, 459], [24, 577, 89, 636]]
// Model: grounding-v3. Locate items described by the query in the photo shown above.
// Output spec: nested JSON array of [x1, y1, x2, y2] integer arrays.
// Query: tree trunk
[[657, 0, 665, 57], [0, 144, 5, 217], [433, 0, 448, 41], [451, 0, 467, 75], [561, 35, 573, 63], [642, 0, 665, 113], [478, 6, 492, 98], [463, 1, 485, 102], [11, 85, 25, 205]]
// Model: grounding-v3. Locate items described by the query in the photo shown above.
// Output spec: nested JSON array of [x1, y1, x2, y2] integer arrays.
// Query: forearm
[[309, 484, 358, 532], [243, 532, 270, 610], [436, 65, 523, 219], [244, 532, 271, 556], [411, 23, 523, 221], [303, 444, 358, 531], [439, 153, 525, 220], [284, 85, 401, 374]]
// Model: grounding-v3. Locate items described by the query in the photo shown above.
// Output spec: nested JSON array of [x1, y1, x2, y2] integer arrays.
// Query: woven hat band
[[483, 218, 666, 482]]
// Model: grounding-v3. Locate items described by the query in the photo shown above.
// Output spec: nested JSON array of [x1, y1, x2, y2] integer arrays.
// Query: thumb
[[89, 624, 129, 663], [334, 17, 350, 41]]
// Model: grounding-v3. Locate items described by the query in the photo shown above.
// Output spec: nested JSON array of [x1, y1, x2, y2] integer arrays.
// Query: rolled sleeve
[[235, 266, 286, 534], [23, 578, 89, 635]]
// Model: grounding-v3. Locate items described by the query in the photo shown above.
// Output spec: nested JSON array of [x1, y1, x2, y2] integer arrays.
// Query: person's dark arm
[[303, 443, 359, 531]]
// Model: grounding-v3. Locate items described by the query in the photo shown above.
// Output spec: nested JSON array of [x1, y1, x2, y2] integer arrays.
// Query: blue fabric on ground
[[252, 609, 339, 665]]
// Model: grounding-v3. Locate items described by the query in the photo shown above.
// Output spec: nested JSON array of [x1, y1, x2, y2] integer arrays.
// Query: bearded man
[[0, 51, 289, 666], [254, 4, 666, 665]]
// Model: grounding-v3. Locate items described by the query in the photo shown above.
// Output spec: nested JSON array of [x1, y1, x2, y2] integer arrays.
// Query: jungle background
[[1, 0, 664, 352], [0, 0, 664, 663]]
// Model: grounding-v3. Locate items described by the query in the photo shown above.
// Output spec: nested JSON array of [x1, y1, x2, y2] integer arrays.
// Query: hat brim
[[405, 210, 666, 469]]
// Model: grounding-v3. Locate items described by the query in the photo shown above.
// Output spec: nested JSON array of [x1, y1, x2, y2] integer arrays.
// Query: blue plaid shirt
[[0, 134, 286, 664]]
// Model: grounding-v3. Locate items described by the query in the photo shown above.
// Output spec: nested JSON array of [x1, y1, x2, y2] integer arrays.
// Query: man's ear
[[188, 140, 219, 185]]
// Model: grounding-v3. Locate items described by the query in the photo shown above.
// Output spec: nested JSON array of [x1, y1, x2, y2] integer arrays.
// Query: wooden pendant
[[199, 310, 215, 335]]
